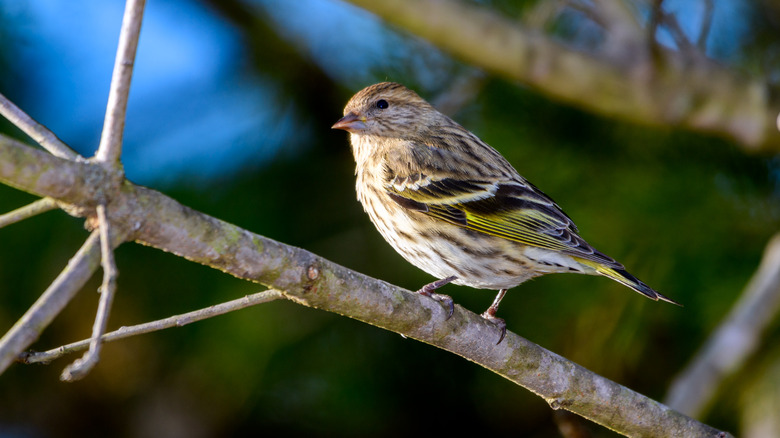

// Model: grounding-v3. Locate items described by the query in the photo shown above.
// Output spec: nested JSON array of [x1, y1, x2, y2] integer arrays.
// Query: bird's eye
[[376, 99, 389, 109]]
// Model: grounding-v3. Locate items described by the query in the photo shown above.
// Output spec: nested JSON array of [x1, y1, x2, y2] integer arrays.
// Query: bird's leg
[[417, 275, 456, 319], [481, 289, 508, 345]]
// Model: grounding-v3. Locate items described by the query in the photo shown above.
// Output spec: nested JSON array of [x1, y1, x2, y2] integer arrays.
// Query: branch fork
[[0, 0, 145, 380]]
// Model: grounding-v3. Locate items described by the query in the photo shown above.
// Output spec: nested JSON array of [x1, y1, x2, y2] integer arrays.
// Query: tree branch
[[341, 0, 780, 152], [0, 132, 731, 438], [665, 233, 780, 418]]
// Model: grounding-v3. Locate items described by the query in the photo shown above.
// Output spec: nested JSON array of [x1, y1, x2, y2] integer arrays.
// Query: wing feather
[[387, 175, 617, 266], [381, 136, 618, 266]]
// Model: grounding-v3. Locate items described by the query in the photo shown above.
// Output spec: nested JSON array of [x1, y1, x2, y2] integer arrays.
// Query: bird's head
[[332, 82, 438, 139]]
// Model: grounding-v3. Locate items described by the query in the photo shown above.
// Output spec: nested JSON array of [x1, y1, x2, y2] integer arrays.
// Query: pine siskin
[[332, 82, 678, 344]]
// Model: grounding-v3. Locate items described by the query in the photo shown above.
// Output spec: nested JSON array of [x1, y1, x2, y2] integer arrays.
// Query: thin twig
[[94, 0, 146, 165], [0, 198, 57, 229], [60, 204, 118, 381], [0, 231, 102, 374], [21, 289, 285, 365], [0, 92, 80, 160], [665, 233, 780, 417]]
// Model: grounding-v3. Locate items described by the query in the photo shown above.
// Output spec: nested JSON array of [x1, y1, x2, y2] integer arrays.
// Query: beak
[[332, 112, 367, 133]]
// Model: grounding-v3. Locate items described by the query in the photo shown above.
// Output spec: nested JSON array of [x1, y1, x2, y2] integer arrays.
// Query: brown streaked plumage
[[333, 82, 678, 344]]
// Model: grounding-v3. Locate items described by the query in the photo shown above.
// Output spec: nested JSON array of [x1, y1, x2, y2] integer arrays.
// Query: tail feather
[[574, 257, 681, 306], [598, 265, 681, 306]]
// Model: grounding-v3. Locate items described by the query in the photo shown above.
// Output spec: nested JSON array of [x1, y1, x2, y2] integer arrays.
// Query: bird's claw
[[434, 293, 455, 319], [417, 289, 455, 319], [417, 276, 456, 319], [481, 311, 507, 345]]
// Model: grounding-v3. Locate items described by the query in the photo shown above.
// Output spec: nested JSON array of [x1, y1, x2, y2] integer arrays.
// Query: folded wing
[[386, 174, 622, 268]]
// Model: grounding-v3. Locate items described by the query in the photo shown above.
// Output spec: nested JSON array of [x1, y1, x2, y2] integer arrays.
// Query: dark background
[[1, 0, 778, 436]]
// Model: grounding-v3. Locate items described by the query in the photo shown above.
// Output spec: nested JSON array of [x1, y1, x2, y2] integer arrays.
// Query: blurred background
[[0, 0, 778, 436]]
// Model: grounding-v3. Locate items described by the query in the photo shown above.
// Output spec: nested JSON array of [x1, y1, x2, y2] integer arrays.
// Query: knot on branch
[[303, 263, 321, 294], [548, 398, 571, 410]]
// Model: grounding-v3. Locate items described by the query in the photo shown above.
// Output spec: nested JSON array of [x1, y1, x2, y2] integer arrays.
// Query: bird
[[332, 82, 678, 344]]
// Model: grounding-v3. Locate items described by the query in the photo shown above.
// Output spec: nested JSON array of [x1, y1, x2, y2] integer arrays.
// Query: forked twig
[[0, 0, 147, 376], [21, 289, 285, 364], [60, 204, 118, 381], [55, 0, 147, 379]]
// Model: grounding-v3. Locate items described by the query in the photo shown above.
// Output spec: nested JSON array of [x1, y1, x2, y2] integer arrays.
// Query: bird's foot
[[481, 307, 507, 345], [417, 276, 456, 319]]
